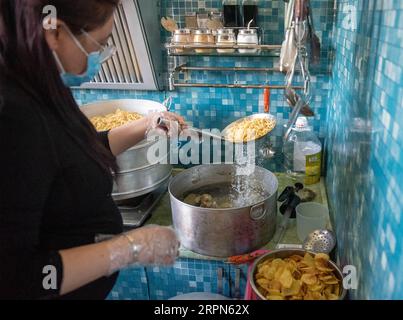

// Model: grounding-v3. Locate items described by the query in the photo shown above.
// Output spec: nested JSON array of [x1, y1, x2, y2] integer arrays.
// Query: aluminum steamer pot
[[169, 164, 278, 257], [80, 99, 172, 201]]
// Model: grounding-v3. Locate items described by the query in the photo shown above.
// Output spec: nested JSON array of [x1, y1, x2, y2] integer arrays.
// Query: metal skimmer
[[303, 229, 336, 254]]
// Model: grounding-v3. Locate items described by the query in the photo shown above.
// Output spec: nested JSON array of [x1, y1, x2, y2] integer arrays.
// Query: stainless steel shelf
[[166, 44, 282, 57], [166, 43, 294, 91], [178, 66, 281, 72], [170, 82, 304, 90]]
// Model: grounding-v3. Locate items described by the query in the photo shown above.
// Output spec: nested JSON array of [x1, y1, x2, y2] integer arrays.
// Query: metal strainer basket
[[303, 229, 336, 254]]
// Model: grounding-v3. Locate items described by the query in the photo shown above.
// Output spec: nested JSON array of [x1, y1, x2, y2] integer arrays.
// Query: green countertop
[[146, 170, 330, 261]]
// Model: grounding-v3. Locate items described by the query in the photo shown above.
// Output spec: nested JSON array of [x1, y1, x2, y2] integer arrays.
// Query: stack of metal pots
[[80, 99, 172, 201]]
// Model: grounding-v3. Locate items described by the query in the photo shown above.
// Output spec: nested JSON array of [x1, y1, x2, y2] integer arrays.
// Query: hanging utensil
[[294, 0, 309, 47], [283, 47, 314, 140], [284, 56, 298, 106], [283, 0, 314, 124], [280, 0, 297, 73], [284, 97, 306, 141], [296, 46, 315, 116], [294, 0, 308, 21], [264, 87, 270, 113], [307, 0, 321, 65], [284, 66, 314, 119]]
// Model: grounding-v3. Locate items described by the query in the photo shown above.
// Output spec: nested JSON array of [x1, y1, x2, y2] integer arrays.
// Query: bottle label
[[305, 152, 321, 185]]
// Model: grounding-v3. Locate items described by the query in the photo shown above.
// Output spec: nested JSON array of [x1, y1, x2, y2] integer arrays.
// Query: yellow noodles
[[225, 117, 276, 143], [90, 109, 143, 131]]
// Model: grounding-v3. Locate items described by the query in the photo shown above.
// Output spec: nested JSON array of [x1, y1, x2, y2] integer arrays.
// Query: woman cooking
[[0, 0, 184, 299]]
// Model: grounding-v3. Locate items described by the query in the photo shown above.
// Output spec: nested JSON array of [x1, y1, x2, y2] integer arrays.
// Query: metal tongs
[[283, 0, 313, 141]]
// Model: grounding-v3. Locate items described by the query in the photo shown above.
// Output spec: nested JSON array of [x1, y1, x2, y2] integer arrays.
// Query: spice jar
[[216, 28, 236, 53], [171, 29, 192, 53], [237, 28, 259, 53], [209, 11, 224, 29], [197, 12, 210, 29], [185, 12, 198, 29], [193, 29, 215, 53]]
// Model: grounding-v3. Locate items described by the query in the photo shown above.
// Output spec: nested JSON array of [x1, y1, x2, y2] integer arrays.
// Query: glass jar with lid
[[216, 28, 236, 53], [193, 29, 215, 53], [171, 28, 192, 53], [237, 28, 259, 53], [210, 10, 224, 29], [197, 12, 210, 29]]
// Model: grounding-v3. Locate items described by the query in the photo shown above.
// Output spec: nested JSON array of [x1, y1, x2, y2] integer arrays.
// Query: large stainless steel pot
[[169, 164, 278, 257], [80, 99, 172, 201]]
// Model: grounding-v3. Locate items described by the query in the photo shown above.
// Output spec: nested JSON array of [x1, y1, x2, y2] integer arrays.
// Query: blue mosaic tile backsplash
[[73, 0, 335, 149], [107, 258, 248, 300], [326, 0, 403, 299]]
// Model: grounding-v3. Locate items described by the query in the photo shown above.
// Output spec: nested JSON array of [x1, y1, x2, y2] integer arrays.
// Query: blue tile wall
[[326, 0, 403, 299], [108, 266, 149, 300], [107, 258, 233, 300], [146, 259, 230, 300], [73, 0, 335, 152]]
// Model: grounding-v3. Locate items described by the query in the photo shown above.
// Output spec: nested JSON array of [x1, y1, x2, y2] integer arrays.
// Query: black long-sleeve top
[[0, 78, 123, 300]]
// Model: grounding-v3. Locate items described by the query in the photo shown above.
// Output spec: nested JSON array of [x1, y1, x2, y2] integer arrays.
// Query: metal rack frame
[[170, 80, 304, 90], [166, 43, 282, 54], [167, 44, 304, 91]]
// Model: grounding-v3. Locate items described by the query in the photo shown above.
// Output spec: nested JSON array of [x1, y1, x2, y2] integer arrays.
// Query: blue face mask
[[54, 51, 102, 87], [53, 27, 116, 87]]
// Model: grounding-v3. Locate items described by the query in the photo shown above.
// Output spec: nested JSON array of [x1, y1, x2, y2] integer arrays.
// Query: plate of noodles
[[80, 99, 166, 132], [222, 114, 277, 143]]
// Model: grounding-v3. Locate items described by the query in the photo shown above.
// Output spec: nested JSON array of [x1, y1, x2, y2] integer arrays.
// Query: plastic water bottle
[[283, 117, 322, 185]]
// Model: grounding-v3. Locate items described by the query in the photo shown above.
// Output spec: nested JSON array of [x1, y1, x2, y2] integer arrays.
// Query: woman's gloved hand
[[145, 111, 187, 137], [107, 225, 180, 275]]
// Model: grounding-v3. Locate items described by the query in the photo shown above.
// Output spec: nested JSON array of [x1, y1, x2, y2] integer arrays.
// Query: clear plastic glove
[[107, 225, 180, 275], [145, 111, 187, 138]]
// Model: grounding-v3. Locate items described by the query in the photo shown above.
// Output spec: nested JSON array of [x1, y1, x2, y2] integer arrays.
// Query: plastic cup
[[296, 202, 328, 242]]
